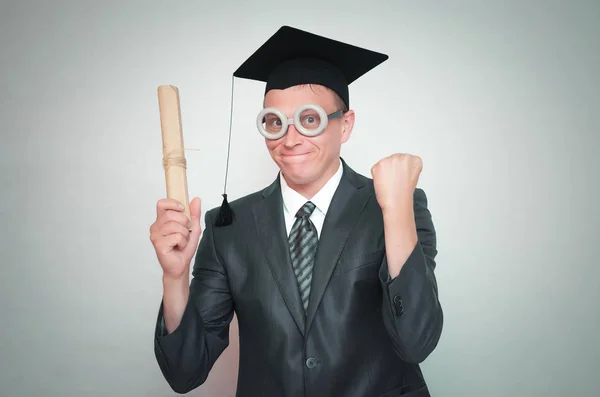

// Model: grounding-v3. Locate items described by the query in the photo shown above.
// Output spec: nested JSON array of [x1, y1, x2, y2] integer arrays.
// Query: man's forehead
[[263, 84, 336, 108]]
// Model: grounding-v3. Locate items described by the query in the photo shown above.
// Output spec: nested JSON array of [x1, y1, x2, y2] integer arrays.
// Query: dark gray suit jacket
[[154, 159, 443, 396]]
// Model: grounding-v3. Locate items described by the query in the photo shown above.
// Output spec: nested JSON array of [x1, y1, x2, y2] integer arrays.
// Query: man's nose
[[283, 124, 303, 147]]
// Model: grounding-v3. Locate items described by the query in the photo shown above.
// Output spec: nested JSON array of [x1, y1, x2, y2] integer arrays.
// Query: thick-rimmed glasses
[[257, 104, 344, 140]]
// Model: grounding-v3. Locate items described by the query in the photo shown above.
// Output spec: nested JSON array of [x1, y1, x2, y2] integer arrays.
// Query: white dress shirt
[[280, 159, 343, 238]]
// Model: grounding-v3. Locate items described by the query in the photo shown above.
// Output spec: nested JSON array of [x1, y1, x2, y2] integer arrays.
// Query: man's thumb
[[189, 197, 202, 234]]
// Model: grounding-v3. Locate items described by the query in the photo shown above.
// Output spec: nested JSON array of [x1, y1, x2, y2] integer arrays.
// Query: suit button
[[306, 357, 317, 368], [393, 295, 404, 317]]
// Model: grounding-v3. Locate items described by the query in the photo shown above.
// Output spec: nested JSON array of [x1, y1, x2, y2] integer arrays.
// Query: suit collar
[[279, 159, 343, 218], [254, 158, 372, 335]]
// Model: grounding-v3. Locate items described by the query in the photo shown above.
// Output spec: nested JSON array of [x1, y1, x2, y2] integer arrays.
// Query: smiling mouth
[[280, 153, 312, 162]]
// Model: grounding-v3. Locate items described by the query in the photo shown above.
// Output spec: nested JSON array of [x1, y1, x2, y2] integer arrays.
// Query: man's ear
[[340, 110, 355, 144]]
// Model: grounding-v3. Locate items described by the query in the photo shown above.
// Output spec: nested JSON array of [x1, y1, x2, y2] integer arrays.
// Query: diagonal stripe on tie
[[288, 201, 318, 312]]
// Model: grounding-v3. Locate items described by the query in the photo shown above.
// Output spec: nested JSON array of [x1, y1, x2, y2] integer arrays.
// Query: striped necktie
[[288, 201, 318, 312]]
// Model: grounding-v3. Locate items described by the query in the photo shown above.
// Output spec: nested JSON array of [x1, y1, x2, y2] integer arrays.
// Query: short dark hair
[[262, 84, 348, 112], [305, 84, 348, 112]]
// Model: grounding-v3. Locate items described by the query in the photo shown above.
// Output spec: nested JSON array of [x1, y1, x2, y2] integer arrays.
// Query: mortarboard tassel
[[214, 75, 236, 227], [215, 193, 234, 227]]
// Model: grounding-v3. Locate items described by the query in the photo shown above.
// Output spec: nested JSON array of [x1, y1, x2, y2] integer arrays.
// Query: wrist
[[382, 202, 413, 223], [162, 274, 190, 308], [382, 203, 418, 248], [162, 273, 189, 290]]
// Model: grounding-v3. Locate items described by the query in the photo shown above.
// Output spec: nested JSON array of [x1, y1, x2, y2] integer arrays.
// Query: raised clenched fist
[[149, 197, 202, 279], [371, 153, 423, 212]]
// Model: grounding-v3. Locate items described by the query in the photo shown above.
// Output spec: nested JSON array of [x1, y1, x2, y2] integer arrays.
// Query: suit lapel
[[305, 161, 372, 333], [252, 177, 306, 335]]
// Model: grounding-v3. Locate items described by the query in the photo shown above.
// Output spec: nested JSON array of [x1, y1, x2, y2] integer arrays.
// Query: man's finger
[[158, 233, 187, 253], [163, 209, 192, 229], [156, 198, 185, 216], [159, 221, 190, 240]]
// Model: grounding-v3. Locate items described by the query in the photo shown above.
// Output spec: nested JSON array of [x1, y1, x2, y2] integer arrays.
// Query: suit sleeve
[[153, 209, 234, 394], [378, 188, 443, 364]]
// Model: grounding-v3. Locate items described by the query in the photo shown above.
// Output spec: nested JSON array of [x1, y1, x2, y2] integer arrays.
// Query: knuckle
[[164, 210, 177, 222], [162, 221, 176, 234], [166, 210, 183, 221], [156, 244, 168, 256]]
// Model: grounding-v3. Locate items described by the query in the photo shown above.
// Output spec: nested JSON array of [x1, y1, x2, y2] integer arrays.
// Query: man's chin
[[280, 166, 314, 185]]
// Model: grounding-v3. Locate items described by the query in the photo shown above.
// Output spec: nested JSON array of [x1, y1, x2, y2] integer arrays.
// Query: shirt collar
[[280, 159, 343, 217]]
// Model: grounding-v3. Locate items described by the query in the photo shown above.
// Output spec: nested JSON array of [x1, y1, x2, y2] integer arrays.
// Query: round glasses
[[256, 104, 344, 140]]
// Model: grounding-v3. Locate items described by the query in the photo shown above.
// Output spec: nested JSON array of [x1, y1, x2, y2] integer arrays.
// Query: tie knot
[[296, 201, 316, 218]]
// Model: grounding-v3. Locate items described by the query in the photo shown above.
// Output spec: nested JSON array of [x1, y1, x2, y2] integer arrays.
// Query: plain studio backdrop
[[1, 1, 599, 396]]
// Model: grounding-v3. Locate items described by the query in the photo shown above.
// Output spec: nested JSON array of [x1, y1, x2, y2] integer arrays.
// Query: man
[[150, 26, 443, 396]]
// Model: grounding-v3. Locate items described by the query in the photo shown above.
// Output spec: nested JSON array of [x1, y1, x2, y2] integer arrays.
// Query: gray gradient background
[[1, 1, 599, 396]]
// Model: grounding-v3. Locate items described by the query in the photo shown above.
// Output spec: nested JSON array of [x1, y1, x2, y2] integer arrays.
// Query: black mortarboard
[[233, 25, 389, 109], [214, 25, 388, 227]]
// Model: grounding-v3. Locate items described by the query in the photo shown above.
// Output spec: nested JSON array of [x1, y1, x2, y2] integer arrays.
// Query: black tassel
[[214, 75, 237, 228], [214, 193, 235, 227]]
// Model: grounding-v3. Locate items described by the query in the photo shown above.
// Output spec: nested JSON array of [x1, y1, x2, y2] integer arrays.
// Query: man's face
[[262, 84, 354, 190]]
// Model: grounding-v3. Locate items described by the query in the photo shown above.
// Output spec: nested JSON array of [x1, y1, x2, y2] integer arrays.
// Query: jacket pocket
[[337, 249, 385, 273], [379, 383, 429, 397]]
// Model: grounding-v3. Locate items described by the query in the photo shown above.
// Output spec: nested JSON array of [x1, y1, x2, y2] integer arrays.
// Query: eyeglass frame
[[256, 103, 345, 140]]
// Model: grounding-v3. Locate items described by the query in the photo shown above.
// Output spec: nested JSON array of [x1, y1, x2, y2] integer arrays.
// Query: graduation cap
[[214, 25, 389, 227]]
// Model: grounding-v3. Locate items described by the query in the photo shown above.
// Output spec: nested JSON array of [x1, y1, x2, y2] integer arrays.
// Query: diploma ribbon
[[161, 148, 201, 171]]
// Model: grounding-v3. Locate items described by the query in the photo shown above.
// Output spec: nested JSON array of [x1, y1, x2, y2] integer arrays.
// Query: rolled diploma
[[157, 85, 191, 222]]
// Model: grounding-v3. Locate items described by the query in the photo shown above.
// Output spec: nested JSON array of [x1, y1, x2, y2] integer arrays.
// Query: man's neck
[[285, 159, 341, 200]]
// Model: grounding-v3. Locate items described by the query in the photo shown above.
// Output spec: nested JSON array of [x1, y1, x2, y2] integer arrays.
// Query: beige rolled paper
[[157, 85, 191, 222]]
